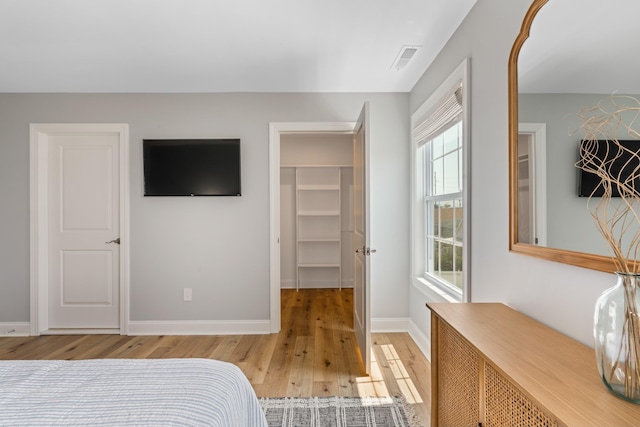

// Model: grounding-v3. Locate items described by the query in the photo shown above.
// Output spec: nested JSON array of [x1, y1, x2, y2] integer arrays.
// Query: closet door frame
[[268, 122, 354, 333]]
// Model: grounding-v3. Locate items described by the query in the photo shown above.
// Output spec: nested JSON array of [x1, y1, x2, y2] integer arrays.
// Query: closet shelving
[[295, 167, 341, 290]]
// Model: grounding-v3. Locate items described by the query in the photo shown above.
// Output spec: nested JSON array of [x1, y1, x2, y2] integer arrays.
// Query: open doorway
[[280, 134, 354, 292], [269, 112, 371, 374], [517, 123, 547, 246], [269, 122, 355, 334]]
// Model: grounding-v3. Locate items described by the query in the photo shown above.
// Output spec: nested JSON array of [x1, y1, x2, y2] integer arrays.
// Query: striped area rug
[[259, 396, 422, 427]]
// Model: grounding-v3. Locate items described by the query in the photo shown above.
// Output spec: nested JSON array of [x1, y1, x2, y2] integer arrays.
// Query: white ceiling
[[0, 0, 477, 93]]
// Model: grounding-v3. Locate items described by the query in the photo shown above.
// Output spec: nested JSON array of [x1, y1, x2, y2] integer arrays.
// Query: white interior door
[[353, 103, 371, 374], [49, 133, 120, 329], [31, 123, 129, 334]]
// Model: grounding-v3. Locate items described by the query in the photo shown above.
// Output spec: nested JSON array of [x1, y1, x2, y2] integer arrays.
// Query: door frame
[[29, 123, 130, 336], [518, 123, 547, 246], [268, 122, 355, 333]]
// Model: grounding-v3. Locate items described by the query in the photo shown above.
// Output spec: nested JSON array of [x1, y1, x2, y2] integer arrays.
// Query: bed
[[0, 358, 268, 427]]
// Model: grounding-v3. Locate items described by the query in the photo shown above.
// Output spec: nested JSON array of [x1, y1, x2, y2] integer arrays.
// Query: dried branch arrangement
[[578, 95, 640, 273], [580, 94, 640, 401]]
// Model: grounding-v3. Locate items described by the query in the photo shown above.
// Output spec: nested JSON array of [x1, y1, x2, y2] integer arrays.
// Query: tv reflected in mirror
[[143, 139, 241, 196], [578, 139, 640, 198]]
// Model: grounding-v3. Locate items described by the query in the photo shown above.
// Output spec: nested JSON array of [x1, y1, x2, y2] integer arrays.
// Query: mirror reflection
[[515, 0, 640, 259]]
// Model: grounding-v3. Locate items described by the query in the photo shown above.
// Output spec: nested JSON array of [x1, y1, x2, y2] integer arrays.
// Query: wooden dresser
[[427, 302, 640, 427]]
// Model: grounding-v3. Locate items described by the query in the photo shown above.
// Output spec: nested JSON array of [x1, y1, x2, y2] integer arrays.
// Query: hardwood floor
[[0, 288, 431, 424]]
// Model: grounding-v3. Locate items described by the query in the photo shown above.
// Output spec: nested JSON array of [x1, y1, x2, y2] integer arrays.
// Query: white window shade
[[413, 82, 463, 147]]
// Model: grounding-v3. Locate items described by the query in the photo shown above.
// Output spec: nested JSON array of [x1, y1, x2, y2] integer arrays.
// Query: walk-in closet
[[280, 133, 354, 290]]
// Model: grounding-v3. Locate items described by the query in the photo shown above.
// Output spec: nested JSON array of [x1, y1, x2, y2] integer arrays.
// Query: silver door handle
[[355, 247, 376, 255], [106, 238, 120, 245]]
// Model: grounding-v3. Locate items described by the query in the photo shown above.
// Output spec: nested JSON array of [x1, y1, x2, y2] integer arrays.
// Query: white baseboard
[[371, 318, 430, 361], [0, 322, 31, 337], [371, 317, 410, 333], [408, 320, 431, 362], [127, 320, 271, 336]]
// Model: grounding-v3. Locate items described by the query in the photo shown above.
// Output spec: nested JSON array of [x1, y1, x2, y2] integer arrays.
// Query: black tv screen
[[578, 139, 640, 197], [143, 139, 241, 196]]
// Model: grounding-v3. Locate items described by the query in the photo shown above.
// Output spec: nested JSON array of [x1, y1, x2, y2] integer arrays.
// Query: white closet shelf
[[281, 164, 353, 168], [297, 211, 340, 216], [297, 185, 340, 190], [298, 263, 341, 268], [295, 166, 342, 291]]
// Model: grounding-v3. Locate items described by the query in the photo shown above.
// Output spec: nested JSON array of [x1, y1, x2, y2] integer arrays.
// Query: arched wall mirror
[[509, 0, 640, 272]]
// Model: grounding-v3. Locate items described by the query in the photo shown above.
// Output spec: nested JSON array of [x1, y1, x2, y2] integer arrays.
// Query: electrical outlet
[[183, 288, 192, 301]]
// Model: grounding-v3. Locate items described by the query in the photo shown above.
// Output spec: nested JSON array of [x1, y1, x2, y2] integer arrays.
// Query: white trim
[[369, 317, 431, 362], [371, 317, 410, 333], [280, 279, 296, 288], [269, 122, 355, 333], [29, 126, 48, 335], [412, 277, 458, 303], [128, 320, 271, 336], [0, 323, 31, 337], [41, 329, 120, 335], [408, 319, 431, 362], [410, 58, 471, 302], [518, 123, 547, 246], [119, 125, 131, 336], [29, 123, 130, 336]]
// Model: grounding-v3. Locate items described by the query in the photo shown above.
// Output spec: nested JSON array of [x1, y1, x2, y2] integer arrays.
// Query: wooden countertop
[[427, 302, 640, 427]]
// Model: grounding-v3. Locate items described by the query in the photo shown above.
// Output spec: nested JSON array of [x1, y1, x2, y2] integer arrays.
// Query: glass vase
[[594, 271, 640, 403]]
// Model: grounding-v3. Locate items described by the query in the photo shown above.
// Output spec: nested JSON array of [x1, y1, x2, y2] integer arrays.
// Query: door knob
[[355, 247, 376, 255], [106, 238, 120, 245]]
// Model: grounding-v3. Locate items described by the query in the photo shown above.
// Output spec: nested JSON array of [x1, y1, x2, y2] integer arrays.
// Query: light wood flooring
[[0, 288, 431, 424]]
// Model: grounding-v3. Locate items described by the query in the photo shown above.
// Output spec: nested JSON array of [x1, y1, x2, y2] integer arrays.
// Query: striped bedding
[[0, 358, 268, 427]]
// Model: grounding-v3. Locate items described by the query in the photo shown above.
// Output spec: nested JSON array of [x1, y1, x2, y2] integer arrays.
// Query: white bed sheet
[[0, 358, 268, 427]]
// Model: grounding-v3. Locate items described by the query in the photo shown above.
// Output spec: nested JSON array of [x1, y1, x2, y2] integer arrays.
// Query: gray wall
[[409, 0, 613, 347], [3, 0, 615, 349], [0, 93, 409, 324]]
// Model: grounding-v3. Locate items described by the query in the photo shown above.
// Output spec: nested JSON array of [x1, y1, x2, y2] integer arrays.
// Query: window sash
[[422, 120, 464, 295], [424, 123, 463, 198]]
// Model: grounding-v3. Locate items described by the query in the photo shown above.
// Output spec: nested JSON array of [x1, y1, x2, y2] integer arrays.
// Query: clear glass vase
[[594, 271, 640, 403]]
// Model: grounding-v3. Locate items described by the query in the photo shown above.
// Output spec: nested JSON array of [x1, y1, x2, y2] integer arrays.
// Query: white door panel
[[59, 142, 114, 231], [48, 132, 121, 329], [61, 251, 113, 305], [353, 102, 371, 374], [354, 254, 365, 330]]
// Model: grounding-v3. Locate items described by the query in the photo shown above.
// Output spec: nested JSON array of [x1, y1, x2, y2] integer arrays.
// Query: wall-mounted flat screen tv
[[143, 139, 241, 196], [578, 139, 640, 197]]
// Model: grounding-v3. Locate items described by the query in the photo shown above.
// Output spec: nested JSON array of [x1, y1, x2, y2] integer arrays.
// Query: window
[[411, 59, 469, 302], [424, 122, 463, 292]]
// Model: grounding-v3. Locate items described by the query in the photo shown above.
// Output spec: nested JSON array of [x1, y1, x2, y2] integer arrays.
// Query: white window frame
[[411, 58, 470, 303]]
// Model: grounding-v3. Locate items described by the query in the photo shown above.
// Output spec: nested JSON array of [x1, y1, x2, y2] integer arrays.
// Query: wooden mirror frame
[[508, 0, 615, 273]]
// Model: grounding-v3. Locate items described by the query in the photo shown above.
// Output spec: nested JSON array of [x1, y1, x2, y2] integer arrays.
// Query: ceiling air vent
[[392, 45, 420, 70]]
